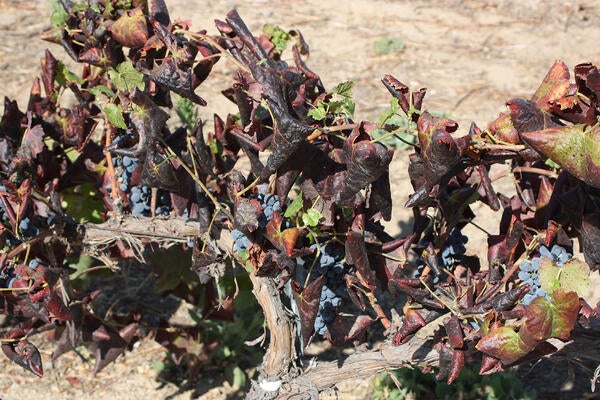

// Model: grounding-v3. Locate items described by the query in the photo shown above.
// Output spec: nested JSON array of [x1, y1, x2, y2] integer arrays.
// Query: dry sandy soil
[[0, 0, 599, 399]]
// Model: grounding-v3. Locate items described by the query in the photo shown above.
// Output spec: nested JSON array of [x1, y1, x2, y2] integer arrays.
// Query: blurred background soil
[[0, 1, 598, 399]]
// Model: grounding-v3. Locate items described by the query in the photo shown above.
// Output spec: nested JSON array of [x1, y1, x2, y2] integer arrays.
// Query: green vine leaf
[[539, 257, 591, 297], [103, 103, 128, 129], [333, 81, 354, 98], [284, 194, 303, 218], [263, 24, 291, 53], [55, 61, 84, 86], [307, 100, 327, 121], [87, 85, 116, 99], [108, 61, 146, 92], [302, 208, 322, 227]]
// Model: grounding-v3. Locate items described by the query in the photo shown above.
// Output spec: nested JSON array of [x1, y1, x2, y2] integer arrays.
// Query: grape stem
[[162, 144, 233, 221]]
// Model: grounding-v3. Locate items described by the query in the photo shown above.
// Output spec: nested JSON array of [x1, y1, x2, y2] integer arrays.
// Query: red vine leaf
[[264, 211, 300, 257], [145, 57, 207, 105], [507, 98, 562, 135], [294, 275, 323, 347], [448, 348, 465, 384], [346, 315, 376, 341], [445, 315, 464, 349], [90, 322, 138, 375], [520, 124, 600, 188], [345, 231, 376, 290], [521, 289, 580, 342], [574, 63, 600, 103], [16, 124, 45, 162], [338, 122, 393, 202], [392, 308, 426, 345], [531, 60, 572, 109], [2, 339, 43, 377], [109, 8, 149, 48], [476, 325, 535, 365], [479, 354, 504, 375], [435, 343, 454, 382], [234, 198, 261, 233]]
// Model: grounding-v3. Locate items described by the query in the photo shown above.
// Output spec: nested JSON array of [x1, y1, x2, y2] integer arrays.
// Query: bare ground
[[0, 0, 599, 399]]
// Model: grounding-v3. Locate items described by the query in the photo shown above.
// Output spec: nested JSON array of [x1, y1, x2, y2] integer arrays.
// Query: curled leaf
[[392, 308, 426, 345], [339, 122, 393, 202], [294, 275, 324, 347], [445, 315, 464, 349], [2, 339, 43, 377]]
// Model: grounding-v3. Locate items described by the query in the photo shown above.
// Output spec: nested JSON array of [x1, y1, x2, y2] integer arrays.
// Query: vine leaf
[[339, 122, 393, 202], [103, 103, 127, 129], [2, 339, 43, 377], [220, 10, 315, 180], [264, 211, 300, 257], [479, 354, 504, 375], [345, 231, 376, 291], [301, 208, 322, 227], [108, 61, 146, 92], [445, 315, 464, 349], [192, 243, 225, 284], [234, 198, 261, 233], [139, 142, 180, 192], [392, 308, 426, 345], [531, 60, 572, 108], [539, 257, 591, 298], [16, 124, 45, 161], [406, 112, 461, 207], [294, 275, 324, 347], [145, 57, 207, 106], [108, 7, 149, 48], [90, 322, 138, 375], [488, 60, 571, 143], [580, 212, 600, 271], [507, 97, 563, 135], [476, 326, 535, 365], [521, 289, 580, 342], [346, 315, 376, 341], [520, 124, 600, 188], [418, 112, 460, 185]]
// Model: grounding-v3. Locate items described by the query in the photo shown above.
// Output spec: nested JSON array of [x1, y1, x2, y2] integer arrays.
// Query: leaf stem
[[370, 125, 413, 145], [512, 166, 559, 178], [162, 144, 233, 221]]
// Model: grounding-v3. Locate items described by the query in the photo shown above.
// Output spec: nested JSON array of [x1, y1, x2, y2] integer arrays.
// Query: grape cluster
[[414, 228, 468, 283], [310, 242, 345, 336], [108, 155, 172, 217], [258, 191, 282, 229], [129, 185, 151, 216], [519, 244, 572, 305], [0, 185, 41, 242], [0, 259, 41, 289], [440, 228, 468, 269], [539, 244, 571, 267], [230, 188, 286, 253], [231, 228, 251, 252], [0, 185, 9, 224], [19, 217, 40, 238]]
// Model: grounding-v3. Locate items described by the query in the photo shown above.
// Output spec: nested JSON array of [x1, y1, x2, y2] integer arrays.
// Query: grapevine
[[0, 1, 597, 398]]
